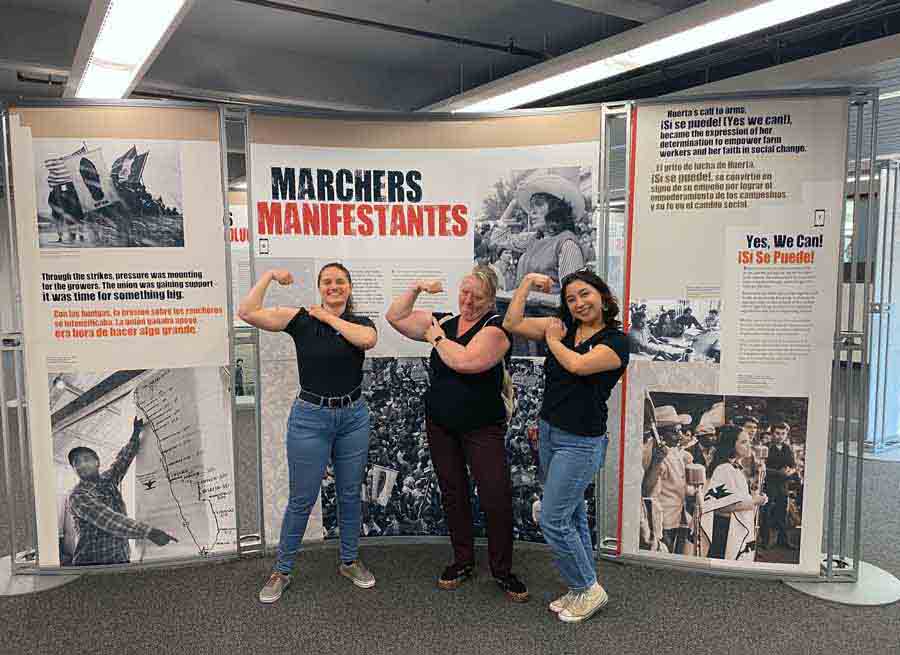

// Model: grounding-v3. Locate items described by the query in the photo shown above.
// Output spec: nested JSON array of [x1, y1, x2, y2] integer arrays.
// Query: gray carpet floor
[[2, 435, 899, 655], [2, 543, 900, 655]]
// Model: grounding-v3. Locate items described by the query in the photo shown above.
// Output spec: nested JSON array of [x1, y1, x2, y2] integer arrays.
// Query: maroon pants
[[426, 417, 513, 577]]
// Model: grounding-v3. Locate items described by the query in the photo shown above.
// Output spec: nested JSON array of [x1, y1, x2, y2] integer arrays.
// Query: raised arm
[[425, 320, 510, 374], [502, 273, 554, 341], [238, 269, 302, 332], [385, 279, 443, 342], [309, 306, 378, 350], [544, 319, 623, 376], [521, 289, 560, 308], [107, 416, 144, 485], [490, 199, 534, 253]]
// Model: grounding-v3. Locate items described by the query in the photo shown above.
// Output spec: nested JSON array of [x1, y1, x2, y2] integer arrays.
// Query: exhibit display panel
[[247, 108, 606, 546], [618, 91, 862, 576], [4, 102, 238, 570], [0, 90, 884, 595]]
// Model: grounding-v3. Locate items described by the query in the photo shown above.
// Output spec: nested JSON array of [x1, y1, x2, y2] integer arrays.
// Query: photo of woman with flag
[[33, 139, 185, 249]]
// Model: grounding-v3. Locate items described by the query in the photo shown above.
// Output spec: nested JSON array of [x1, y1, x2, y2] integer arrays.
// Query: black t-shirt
[[540, 325, 630, 437], [425, 312, 510, 433], [282, 308, 375, 396], [765, 442, 796, 495]]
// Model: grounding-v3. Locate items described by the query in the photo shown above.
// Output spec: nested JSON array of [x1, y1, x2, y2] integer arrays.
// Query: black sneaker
[[494, 572, 529, 603], [437, 562, 475, 590]]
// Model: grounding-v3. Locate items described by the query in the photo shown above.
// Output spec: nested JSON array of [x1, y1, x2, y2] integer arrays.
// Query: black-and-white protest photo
[[33, 139, 185, 248], [628, 298, 721, 363], [724, 395, 808, 564], [49, 367, 236, 567], [473, 166, 595, 356], [639, 390, 808, 564], [233, 343, 256, 398], [318, 357, 596, 545]]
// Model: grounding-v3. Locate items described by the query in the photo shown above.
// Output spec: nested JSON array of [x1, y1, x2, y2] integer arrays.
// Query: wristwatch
[[433, 335, 444, 346]]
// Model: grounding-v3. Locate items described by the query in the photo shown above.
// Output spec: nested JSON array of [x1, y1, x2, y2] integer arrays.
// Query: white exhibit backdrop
[[9, 106, 237, 568], [228, 199, 250, 327], [620, 95, 848, 574], [249, 110, 603, 545]]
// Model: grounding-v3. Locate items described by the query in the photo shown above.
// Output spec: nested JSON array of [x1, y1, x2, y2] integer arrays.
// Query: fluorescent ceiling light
[[880, 89, 900, 101], [76, 0, 189, 99], [457, 0, 854, 112]]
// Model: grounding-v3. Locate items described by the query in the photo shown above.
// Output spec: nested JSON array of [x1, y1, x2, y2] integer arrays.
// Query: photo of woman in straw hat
[[500, 169, 588, 297], [485, 167, 591, 355]]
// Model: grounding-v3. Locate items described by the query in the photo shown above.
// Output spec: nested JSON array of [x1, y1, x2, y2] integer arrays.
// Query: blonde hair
[[470, 264, 499, 306]]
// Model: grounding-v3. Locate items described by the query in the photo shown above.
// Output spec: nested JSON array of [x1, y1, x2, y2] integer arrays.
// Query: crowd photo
[[319, 358, 595, 547], [639, 391, 808, 564], [627, 299, 721, 363]]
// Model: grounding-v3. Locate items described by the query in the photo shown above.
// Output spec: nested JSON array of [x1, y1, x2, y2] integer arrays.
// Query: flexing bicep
[[239, 305, 300, 332], [453, 327, 510, 374], [386, 309, 433, 342], [504, 316, 551, 341], [333, 318, 378, 350], [570, 343, 623, 376]]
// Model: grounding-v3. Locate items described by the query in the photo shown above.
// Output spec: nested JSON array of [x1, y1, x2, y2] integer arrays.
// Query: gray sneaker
[[339, 560, 376, 588], [259, 571, 291, 603]]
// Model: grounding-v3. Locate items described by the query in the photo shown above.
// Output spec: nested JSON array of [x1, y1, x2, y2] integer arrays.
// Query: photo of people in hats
[[640, 391, 808, 565], [473, 166, 594, 356]]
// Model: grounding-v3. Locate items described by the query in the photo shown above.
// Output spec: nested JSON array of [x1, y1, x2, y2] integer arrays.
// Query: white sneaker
[[558, 583, 609, 623], [549, 590, 578, 613]]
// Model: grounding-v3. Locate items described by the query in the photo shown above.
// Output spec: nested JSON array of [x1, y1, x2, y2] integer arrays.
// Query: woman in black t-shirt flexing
[[385, 265, 528, 603], [238, 262, 378, 604], [504, 269, 629, 624]]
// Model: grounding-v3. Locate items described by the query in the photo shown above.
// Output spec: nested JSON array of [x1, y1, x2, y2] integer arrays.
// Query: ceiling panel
[[174, 0, 637, 69], [0, 0, 89, 15]]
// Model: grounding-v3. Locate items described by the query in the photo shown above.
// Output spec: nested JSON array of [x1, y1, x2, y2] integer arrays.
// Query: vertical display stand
[[0, 108, 81, 594], [0, 100, 241, 589], [786, 98, 900, 605], [595, 102, 630, 556], [218, 105, 245, 558], [597, 89, 898, 604], [227, 105, 266, 555]]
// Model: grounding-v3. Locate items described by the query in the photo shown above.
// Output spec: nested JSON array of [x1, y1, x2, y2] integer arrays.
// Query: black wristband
[[433, 335, 444, 346]]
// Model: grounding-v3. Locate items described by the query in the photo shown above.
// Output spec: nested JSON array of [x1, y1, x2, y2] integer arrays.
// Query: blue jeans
[[538, 419, 608, 592], [274, 397, 370, 574]]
